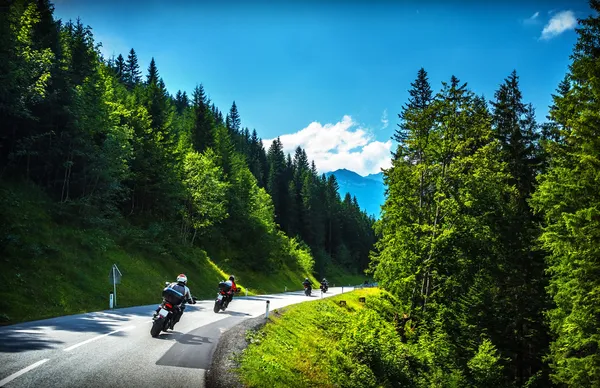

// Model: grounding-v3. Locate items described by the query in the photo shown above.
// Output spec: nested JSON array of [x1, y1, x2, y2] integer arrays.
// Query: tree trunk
[[191, 227, 198, 246]]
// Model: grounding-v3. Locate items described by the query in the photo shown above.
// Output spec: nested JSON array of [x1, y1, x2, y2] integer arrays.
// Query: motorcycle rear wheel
[[151, 318, 163, 337]]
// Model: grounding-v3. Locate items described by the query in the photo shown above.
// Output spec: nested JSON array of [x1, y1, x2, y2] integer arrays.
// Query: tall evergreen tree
[[125, 48, 141, 88], [191, 84, 213, 152], [490, 70, 549, 385], [114, 53, 126, 83], [227, 101, 241, 134]]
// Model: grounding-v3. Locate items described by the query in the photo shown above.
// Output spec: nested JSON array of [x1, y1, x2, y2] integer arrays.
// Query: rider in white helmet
[[155, 273, 195, 327]]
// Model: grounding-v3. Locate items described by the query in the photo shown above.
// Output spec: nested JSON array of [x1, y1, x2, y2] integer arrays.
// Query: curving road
[[0, 287, 345, 387]]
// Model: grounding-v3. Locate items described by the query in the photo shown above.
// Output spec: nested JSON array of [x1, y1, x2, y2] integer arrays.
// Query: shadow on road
[[177, 333, 214, 346], [236, 295, 284, 301], [0, 307, 156, 353], [219, 311, 251, 317], [0, 331, 64, 353]]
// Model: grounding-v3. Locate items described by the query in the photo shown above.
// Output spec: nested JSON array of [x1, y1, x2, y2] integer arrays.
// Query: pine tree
[[490, 70, 548, 385], [227, 101, 241, 134], [114, 54, 126, 83], [191, 84, 213, 152], [267, 138, 287, 228], [146, 57, 158, 85], [125, 48, 141, 88]]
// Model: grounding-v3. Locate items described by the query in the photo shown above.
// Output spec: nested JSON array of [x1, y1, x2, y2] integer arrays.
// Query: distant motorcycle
[[214, 281, 235, 313], [304, 284, 312, 296], [320, 283, 328, 293], [151, 282, 197, 337]]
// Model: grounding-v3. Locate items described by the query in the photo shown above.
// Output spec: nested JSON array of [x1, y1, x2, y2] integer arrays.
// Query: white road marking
[[63, 325, 136, 352], [0, 359, 49, 386]]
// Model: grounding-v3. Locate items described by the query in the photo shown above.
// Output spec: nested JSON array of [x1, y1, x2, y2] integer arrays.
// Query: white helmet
[[177, 274, 187, 284]]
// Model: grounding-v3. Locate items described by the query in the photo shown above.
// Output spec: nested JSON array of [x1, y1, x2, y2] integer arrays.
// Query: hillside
[[326, 169, 385, 218]]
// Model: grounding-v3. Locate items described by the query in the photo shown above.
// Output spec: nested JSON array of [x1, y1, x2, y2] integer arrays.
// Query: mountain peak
[[327, 169, 366, 180], [326, 169, 385, 218]]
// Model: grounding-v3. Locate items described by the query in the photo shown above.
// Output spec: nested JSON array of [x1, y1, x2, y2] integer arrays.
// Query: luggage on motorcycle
[[218, 281, 231, 292], [162, 283, 186, 305]]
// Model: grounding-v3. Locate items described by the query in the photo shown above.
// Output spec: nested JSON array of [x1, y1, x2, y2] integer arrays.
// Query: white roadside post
[[112, 266, 117, 306], [109, 291, 114, 309], [245, 287, 248, 297], [109, 264, 122, 308], [265, 300, 270, 319]]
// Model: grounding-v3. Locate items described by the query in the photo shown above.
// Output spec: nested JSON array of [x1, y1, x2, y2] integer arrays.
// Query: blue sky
[[53, 0, 588, 175]]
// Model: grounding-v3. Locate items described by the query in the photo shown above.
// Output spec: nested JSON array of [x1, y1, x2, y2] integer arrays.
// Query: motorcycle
[[304, 284, 312, 296], [320, 283, 328, 293], [151, 282, 196, 337], [213, 281, 239, 313]]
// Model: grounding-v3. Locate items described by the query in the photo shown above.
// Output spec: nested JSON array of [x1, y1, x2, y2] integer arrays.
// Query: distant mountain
[[364, 172, 384, 183], [326, 169, 385, 218]]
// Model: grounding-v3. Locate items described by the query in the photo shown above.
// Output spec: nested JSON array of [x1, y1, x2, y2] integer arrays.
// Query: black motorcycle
[[151, 282, 196, 337], [304, 283, 312, 296], [320, 283, 328, 293]]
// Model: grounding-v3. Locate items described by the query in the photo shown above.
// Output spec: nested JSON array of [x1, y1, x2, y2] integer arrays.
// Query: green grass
[[0, 182, 319, 324], [238, 288, 416, 388]]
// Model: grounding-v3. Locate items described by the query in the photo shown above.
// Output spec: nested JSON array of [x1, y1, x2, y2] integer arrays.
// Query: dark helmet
[[229, 275, 235, 281], [305, 278, 309, 282]]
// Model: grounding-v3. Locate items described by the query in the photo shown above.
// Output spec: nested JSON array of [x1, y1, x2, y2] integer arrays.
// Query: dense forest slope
[[0, 0, 373, 323]]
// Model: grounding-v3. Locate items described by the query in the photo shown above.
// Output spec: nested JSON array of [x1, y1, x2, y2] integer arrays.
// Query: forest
[[371, 1, 600, 386], [0, 0, 375, 294]]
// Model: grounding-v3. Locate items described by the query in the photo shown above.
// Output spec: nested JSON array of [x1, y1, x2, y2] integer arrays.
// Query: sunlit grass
[[238, 288, 384, 388]]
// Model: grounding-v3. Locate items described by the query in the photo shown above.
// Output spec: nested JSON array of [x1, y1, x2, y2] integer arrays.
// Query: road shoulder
[[205, 315, 267, 388]]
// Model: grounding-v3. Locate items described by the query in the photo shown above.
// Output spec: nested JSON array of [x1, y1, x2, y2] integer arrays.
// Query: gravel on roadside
[[205, 315, 268, 388]]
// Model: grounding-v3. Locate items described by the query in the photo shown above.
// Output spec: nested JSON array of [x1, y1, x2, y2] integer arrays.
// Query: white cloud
[[263, 115, 392, 176], [541, 10, 577, 40], [381, 109, 389, 129]]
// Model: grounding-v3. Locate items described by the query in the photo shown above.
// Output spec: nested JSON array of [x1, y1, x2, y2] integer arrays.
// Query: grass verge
[[237, 288, 422, 388]]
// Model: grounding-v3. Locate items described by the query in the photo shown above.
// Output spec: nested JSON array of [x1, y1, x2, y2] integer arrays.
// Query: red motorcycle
[[214, 281, 234, 313]]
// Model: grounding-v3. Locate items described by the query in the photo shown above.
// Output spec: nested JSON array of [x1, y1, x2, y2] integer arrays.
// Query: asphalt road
[[0, 287, 344, 388]]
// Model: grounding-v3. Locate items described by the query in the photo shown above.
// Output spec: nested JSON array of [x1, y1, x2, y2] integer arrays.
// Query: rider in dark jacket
[[155, 274, 195, 327], [303, 278, 313, 289]]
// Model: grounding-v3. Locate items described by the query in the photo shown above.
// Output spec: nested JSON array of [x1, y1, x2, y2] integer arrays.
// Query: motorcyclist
[[224, 275, 237, 304], [320, 278, 329, 291], [155, 274, 195, 328], [303, 278, 313, 290]]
